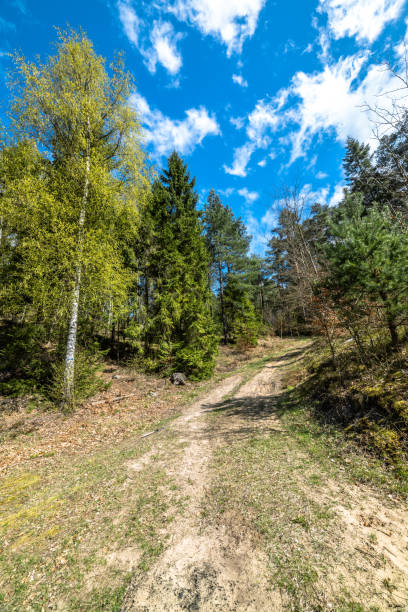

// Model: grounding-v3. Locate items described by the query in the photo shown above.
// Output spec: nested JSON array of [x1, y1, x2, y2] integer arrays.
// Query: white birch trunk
[[63, 129, 90, 407]]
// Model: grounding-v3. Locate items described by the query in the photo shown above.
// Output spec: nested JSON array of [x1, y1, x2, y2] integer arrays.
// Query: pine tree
[[323, 194, 408, 348], [343, 137, 374, 198], [143, 152, 218, 379], [204, 189, 251, 343], [343, 136, 406, 212], [245, 255, 274, 325], [375, 113, 408, 213]]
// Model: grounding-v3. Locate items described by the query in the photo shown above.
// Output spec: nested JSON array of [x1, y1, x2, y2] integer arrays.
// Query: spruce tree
[[143, 152, 217, 379], [223, 275, 259, 348]]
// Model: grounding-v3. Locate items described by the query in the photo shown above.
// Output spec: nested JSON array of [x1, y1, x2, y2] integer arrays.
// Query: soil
[[121, 355, 294, 611], [120, 346, 408, 611]]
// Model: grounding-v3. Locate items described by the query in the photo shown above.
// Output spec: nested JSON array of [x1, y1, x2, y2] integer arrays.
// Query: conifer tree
[[223, 275, 259, 348], [204, 189, 251, 343], [143, 152, 218, 379], [323, 194, 408, 348]]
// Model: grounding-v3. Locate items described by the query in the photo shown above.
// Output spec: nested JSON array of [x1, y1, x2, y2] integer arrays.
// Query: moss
[[0, 473, 41, 505], [366, 427, 404, 461], [0, 496, 63, 533]]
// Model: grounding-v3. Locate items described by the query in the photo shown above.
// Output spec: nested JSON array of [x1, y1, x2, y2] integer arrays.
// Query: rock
[[170, 372, 187, 386], [112, 374, 121, 380], [149, 391, 158, 397]]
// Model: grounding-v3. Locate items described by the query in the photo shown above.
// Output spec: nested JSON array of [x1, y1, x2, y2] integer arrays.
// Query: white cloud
[[166, 0, 266, 55], [246, 212, 270, 254], [245, 207, 282, 254], [238, 187, 259, 203], [118, 1, 140, 46], [218, 187, 235, 198], [299, 183, 330, 206], [12, 0, 26, 14], [316, 171, 328, 179], [297, 183, 345, 208], [131, 92, 220, 158], [261, 208, 279, 231], [288, 54, 403, 161], [258, 158, 267, 167], [230, 116, 245, 129], [225, 93, 287, 176], [396, 18, 408, 57], [118, 3, 182, 76], [232, 73, 248, 87], [226, 49, 408, 173], [318, 0, 405, 43], [144, 21, 182, 75], [246, 98, 284, 144], [224, 142, 256, 176], [328, 183, 346, 206]]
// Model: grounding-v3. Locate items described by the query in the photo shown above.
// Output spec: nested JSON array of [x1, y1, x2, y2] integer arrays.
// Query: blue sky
[[1, 0, 408, 253]]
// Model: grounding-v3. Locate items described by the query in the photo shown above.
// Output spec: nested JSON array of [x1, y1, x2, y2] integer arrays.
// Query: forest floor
[[1, 338, 408, 610]]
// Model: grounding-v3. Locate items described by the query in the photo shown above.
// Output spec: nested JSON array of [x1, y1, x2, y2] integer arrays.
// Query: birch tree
[[8, 29, 149, 407]]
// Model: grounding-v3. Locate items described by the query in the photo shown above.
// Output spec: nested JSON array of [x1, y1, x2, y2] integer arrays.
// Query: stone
[[170, 372, 187, 385]]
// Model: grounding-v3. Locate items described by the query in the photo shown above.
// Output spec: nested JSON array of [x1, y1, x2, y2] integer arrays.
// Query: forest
[[2, 26, 408, 612], [1, 30, 408, 463]]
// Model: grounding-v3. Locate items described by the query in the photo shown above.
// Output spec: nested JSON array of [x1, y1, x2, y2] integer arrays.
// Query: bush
[[48, 347, 107, 407], [0, 322, 53, 396]]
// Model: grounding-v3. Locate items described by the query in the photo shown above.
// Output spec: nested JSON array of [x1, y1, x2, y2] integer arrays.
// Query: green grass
[[204, 347, 408, 610], [278, 390, 408, 499], [0, 424, 185, 611]]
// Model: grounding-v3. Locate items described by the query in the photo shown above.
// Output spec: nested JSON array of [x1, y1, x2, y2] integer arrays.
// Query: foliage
[[223, 275, 260, 348], [203, 189, 252, 343], [48, 346, 107, 407], [137, 152, 218, 379], [1, 29, 149, 405], [322, 194, 408, 349]]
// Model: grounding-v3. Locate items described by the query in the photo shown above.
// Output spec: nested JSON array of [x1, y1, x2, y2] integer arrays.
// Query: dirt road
[[121, 347, 408, 611]]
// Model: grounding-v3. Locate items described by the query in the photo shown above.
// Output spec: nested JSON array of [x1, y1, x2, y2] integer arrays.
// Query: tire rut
[[121, 363, 284, 611]]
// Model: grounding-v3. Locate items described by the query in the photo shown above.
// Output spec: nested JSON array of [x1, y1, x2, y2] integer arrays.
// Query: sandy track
[[121, 349, 408, 611], [121, 365, 284, 612]]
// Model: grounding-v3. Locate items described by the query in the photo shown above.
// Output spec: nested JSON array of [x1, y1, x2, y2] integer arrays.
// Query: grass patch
[[204, 340, 408, 609], [204, 430, 343, 610], [277, 390, 408, 499], [0, 425, 184, 611]]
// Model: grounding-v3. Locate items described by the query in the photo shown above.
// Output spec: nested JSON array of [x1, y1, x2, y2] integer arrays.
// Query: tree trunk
[[379, 290, 399, 348], [62, 129, 90, 408], [387, 316, 399, 348], [218, 261, 228, 344], [260, 287, 265, 324]]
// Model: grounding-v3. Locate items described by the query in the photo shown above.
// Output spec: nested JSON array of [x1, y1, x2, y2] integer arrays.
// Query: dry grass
[[204, 341, 408, 611], [0, 342, 273, 610]]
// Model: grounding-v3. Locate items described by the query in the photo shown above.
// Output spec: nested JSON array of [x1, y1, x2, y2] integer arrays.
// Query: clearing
[[1, 338, 408, 610]]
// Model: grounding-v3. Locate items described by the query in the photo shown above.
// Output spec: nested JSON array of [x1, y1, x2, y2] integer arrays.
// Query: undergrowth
[[299, 337, 408, 468]]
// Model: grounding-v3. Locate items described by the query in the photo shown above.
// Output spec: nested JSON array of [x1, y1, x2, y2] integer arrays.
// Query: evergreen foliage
[[322, 194, 408, 349], [139, 152, 218, 379], [223, 275, 259, 348], [203, 189, 256, 344]]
